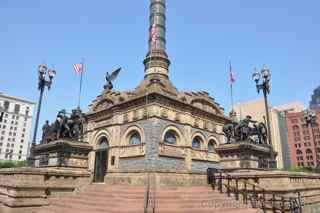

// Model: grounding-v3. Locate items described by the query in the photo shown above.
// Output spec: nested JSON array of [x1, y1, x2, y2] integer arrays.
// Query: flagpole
[[78, 59, 84, 109], [229, 61, 234, 112]]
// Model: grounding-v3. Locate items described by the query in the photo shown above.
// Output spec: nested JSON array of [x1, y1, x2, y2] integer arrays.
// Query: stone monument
[[217, 115, 277, 170]]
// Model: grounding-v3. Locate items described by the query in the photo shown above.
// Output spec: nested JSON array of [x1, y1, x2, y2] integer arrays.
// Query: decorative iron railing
[[207, 168, 303, 213]]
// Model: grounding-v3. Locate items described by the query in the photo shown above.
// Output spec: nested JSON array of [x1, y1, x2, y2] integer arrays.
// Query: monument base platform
[[33, 140, 92, 169], [215, 141, 276, 170], [0, 167, 90, 213]]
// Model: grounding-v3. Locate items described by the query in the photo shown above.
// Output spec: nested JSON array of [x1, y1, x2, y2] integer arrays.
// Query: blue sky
[[0, 0, 319, 141]]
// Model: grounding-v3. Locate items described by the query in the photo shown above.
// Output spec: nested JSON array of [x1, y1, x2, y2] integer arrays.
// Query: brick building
[[285, 110, 320, 168]]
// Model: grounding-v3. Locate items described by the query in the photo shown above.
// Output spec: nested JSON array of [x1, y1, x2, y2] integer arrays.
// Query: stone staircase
[[37, 184, 260, 213]]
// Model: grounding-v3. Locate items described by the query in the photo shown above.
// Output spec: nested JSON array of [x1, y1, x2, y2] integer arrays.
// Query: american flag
[[151, 21, 157, 46], [229, 63, 236, 83], [73, 63, 82, 75]]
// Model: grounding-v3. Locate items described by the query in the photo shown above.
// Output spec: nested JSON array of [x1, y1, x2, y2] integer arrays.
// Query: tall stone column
[[144, 0, 170, 78]]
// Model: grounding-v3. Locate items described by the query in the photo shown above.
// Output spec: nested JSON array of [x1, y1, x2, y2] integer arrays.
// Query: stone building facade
[[0, 92, 35, 161], [84, 0, 230, 183]]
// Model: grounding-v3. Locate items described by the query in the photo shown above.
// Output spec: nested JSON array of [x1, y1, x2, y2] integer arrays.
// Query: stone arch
[[121, 125, 145, 146], [160, 125, 184, 146], [207, 136, 219, 152], [92, 130, 112, 150], [191, 132, 206, 149]]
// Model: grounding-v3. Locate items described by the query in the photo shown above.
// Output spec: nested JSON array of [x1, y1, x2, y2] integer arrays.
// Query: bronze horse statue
[[223, 115, 268, 145]]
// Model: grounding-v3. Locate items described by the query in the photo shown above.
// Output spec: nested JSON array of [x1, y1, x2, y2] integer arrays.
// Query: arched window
[[293, 125, 300, 131], [296, 149, 303, 155], [129, 132, 141, 145], [98, 137, 109, 149], [306, 149, 313, 161], [192, 136, 202, 149], [208, 140, 217, 152], [306, 149, 313, 154], [164, 130, 178, 145]]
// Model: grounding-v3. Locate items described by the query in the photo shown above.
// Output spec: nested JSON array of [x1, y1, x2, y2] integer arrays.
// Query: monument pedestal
[[33, 139, 93, 169], [216, 141, 276, 171]]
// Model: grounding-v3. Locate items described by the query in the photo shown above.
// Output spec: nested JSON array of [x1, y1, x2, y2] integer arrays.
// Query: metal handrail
[[207, 169, 303, 213], [144, 174, 151, 213], [144, 173, 155, 213]]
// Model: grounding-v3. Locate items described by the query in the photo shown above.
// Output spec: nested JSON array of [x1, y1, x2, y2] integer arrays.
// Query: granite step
[[37, 184, 261, 213]]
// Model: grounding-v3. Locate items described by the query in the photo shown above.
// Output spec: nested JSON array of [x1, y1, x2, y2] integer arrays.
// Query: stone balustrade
[[119, 143, 146, 158]]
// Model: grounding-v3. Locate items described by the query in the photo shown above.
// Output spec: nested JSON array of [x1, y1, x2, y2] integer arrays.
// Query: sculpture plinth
[[216, 141, 276, 171], [33, 140, 93, 169]]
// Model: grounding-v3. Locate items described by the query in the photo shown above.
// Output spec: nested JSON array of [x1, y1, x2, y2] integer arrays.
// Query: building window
[[192, 136, 202, 149], [208, 140, 217, 152], [129, 132, 141, 145], [4, 101, 10, 112], [293, 125, 299, 130], [98, 137, 109, 149], [296, 149, 304, 167], [164, 131, 178, 145], [306, 149, 313, 161], [14, 104, 20, 114], [111, 156, 115, 166]]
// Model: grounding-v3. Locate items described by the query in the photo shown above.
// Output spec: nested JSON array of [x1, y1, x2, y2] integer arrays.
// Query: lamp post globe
[[28, 64, 56, 167], [252, 68, 261, 83], [252, 64, 276, 168], [262, 65, 271, 81]]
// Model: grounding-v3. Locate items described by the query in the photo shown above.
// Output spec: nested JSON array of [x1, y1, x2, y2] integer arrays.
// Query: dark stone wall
[[191, 160, 220, 173], [118, 118, 220, 173]]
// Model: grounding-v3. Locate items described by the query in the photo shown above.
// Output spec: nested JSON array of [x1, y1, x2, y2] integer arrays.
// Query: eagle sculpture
[[104, 67, 121, 91]]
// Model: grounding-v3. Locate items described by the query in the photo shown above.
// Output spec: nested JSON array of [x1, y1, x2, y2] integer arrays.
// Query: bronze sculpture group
[[223, 115, 269, 145], [40, 67, 121, 144], [41, 108, 86, 144]]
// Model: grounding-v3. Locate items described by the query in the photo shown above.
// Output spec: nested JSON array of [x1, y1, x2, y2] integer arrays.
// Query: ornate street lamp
[[32, 64, 56, 146], [304, 109, 319, 167], [252, 65, 276, 168], [28, 64, 56, 166], [252, 65, 272, 145]]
